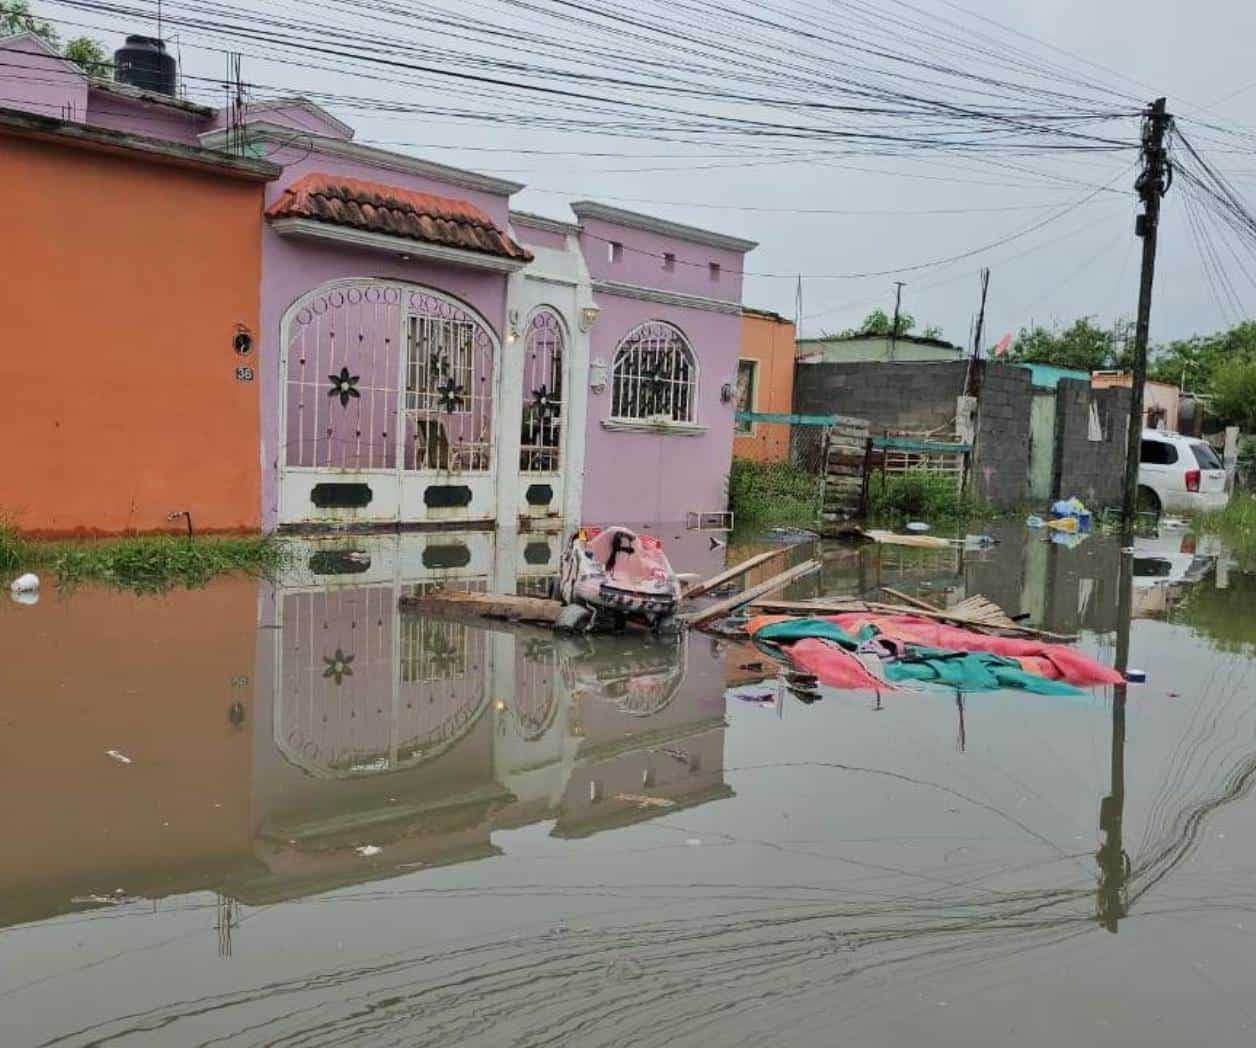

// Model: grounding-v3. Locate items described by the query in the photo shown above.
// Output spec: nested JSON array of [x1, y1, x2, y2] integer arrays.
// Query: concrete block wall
[[791, 361, 967, 466], [971, 363, 1033, 509], [1052, 380, 1132, 509]]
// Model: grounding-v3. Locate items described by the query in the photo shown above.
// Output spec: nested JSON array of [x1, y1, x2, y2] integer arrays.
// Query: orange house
[[0, 108, 279, 536], [733, 307, 797, 462]]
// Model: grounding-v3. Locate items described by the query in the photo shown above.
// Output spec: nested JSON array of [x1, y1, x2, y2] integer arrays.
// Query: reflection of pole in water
[[955, 690, 967, 753], [216, 894, 239, 958], [1098, 546, 1134, 932]]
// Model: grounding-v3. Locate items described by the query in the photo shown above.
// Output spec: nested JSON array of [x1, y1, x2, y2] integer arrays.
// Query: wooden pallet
[[820, 418, 870, 535]]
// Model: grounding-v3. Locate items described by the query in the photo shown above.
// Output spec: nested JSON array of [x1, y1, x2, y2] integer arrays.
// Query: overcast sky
[[40, 0, 1256, 345]]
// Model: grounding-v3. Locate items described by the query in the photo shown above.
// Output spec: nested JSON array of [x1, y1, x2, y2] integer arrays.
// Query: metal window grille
[[521, 309, 564, 472], [611, 321, 696, 423], [405, 305, 494, 472]]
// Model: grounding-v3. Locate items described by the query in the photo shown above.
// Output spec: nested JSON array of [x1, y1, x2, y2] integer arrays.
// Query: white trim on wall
[[590, 278, 742, 315], [571, 200, 758, 252]]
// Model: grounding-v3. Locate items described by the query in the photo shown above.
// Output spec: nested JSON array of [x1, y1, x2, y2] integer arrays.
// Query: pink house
[[1, 33, 757, 533]]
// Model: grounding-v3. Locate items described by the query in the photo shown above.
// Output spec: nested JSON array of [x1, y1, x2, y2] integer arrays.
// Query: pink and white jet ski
[[558, 526, 682, 631]]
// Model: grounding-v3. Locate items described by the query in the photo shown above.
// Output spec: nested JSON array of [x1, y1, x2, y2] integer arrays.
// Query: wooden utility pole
[[889, 281, 905, 360], [972, 268, 990, 360], [1121, 98, 1172, 529]]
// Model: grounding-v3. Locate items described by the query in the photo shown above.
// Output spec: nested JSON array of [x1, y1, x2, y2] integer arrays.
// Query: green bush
[[728, 458, 820, 527], [866, 470, 979, 521], [0, 524, 288, 593]]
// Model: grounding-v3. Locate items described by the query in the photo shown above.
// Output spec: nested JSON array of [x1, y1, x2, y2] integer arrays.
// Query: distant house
[[1017, 363, 1091, 390], [796, 332, 963, 364], [1092, 371, 1180, 431], [734, 308, 796, 462]]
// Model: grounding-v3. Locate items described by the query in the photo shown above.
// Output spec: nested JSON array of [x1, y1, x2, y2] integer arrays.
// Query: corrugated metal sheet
[[266, 173, 532, 262]]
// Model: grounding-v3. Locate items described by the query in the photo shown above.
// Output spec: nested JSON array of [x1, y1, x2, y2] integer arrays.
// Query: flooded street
[[3, 525, 1256, 1047]]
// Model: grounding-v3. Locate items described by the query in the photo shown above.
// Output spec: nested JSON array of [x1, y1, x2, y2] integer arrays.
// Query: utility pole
[[889, 281, 906, 361], [972, 268, 990, 360], [1121, 98, 1173, 531]]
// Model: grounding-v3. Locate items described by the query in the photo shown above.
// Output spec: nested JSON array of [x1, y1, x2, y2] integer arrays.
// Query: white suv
[[1138, 429, 1230, 515]]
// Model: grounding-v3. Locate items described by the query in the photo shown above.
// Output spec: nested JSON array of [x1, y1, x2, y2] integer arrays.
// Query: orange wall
[[734, 312, 797, 462], [1, 135, 266, 535]]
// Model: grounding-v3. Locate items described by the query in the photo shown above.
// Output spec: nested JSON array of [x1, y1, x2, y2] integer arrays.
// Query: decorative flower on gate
[[436, 376, 465, 413], [642, 360, 672, 411], [327, 367, 361, 408], [530, 384, 560, 419], [322, 647, 355, 685]]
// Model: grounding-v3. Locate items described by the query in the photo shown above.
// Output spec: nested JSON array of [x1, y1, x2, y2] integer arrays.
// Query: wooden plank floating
[[747, 596, 1075, 642], [685, 559, 821, 627], [400, 588, 561, 626], [682, 546, 788, 601]]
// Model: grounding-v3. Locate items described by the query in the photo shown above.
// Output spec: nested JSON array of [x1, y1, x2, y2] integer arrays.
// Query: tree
[[1006, 316, 1130, 372], [1210, 357, 1256, 430], [1149, 321, 1256, 392], [1, 1, 110, 74]]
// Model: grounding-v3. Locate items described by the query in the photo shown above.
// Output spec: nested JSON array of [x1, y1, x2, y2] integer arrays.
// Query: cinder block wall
[[1052, 380, 1132, 509], [971, 363, 1033, 509], [791, 360, 1035, 509]]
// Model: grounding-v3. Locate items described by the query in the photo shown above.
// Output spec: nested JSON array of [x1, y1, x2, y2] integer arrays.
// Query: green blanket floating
[[752, 618, 864, 650], [884, 647, 1085, 696]]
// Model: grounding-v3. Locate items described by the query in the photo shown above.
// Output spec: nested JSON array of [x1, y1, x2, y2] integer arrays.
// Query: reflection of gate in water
[[275, 587, 488, 778]]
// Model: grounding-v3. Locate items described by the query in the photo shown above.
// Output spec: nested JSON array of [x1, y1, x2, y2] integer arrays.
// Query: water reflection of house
[[0, 580, 262, 927], [242, 532, 731, 900]]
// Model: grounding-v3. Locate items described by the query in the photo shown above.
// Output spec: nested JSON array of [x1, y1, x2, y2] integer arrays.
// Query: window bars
[[611, 321, 696, 423], [521, 309, 565, 472]]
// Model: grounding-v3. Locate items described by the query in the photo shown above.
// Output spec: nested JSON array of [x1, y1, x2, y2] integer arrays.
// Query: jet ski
[[558, 526, 682, 631]]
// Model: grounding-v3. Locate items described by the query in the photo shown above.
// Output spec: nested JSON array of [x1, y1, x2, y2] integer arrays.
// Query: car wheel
[[1136, 485, 1161, 518]]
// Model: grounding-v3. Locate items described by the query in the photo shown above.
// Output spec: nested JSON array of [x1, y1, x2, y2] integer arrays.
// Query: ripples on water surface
[[3, 524, 1255, 1046]]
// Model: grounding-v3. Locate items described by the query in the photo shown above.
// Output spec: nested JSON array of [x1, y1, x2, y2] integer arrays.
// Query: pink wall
[[0, 34, 87, 120], [512, 218, 567, 252], [581, 295, 742, 524], [578, 217, 745, 303], [85, 88, 210, 144], [259, 145, 515, 529]]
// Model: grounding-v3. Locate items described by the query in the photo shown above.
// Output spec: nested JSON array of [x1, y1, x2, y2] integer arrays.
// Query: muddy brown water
[[2, 525, 1255, 1046]]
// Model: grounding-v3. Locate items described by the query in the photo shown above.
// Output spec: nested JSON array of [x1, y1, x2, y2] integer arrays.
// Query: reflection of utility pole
[[1098, 551, 1133, 932], [216, 893, 239, 958], [955, 691, 967, 752]]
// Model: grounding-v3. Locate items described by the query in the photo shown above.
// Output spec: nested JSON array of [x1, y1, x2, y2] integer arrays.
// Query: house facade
[[0, 34, 755, 535], [734, 308, 797, 463], [0, 45, 279, 535]]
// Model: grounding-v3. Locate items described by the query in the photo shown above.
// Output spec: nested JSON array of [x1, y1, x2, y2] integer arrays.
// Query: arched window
[[610, 321, 697, 423], [521, 308, 565, 472]]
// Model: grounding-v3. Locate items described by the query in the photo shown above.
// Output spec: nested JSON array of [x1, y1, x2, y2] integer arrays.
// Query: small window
[[663, 252, 675, 271], [1191, 442, 1223, 470], [1140, 439, 1178, 465], [609, 241, 623, 263], [734, 359, 757, 435], [708, 261, 721, 281]]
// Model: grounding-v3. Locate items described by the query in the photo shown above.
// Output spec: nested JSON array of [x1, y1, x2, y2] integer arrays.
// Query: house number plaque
[[235, 366, 255, 382]]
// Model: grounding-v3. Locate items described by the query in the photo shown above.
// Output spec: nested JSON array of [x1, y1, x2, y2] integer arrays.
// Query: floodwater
[[2, 523, 1255, 1047]]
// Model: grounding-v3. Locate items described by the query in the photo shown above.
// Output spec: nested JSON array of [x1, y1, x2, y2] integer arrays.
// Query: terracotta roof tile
[[266, 173, 532, 262]]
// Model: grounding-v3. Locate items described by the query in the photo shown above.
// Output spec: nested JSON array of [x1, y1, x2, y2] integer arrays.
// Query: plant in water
[[866, 470, 980, 522], [727, 458, 821, 527]]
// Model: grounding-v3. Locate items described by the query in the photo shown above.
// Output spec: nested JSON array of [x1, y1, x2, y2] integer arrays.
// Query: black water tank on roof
[[113, 36, 177, 96]]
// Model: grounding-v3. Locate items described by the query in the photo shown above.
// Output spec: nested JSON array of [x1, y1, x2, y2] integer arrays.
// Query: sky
[[30, 0, 1256, 345]]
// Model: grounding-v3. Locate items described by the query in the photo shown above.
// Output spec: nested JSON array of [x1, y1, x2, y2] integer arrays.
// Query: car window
[[1140, 439, 1178, 465], [1191, 442, 1224, 470]]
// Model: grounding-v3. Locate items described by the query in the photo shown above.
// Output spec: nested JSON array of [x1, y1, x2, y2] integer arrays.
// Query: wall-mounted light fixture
[[590, 358, 608, 393], [507, 309, 521, 344], [579, 305, 601, 332], [233, 324, 253, 356], [720, 381, 736, 404]]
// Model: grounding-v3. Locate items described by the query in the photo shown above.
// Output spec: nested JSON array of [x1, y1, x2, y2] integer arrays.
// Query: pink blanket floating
[[828, 614, 1124, 687], [786, 638, 894, 692]]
